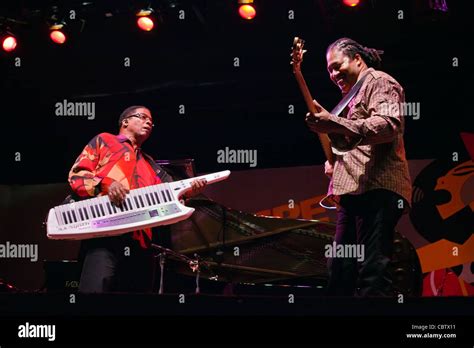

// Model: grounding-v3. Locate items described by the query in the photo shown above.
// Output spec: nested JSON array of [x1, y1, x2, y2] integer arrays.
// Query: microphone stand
[[151, 244, 209, 295]]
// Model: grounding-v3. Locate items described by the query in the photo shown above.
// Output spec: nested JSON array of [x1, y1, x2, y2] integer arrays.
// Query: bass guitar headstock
[[290, 36, 306, 74]]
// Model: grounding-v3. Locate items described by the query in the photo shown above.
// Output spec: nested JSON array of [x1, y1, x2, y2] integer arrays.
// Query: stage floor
[[1, 292, 472, 316]]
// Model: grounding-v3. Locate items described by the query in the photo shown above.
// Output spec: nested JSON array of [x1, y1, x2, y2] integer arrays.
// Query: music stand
[[156, 158, 196, 179]]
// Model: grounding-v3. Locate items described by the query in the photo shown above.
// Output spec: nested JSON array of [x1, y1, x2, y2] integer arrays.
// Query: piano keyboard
[[47, 170, 230, 240]]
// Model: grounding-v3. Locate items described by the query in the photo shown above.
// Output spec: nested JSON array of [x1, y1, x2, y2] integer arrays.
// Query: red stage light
[[137, 16, 154, 31], [2, 36, 17, 52], [239, 4, 256, 20], [343, 0, 360, 7], [50, 30, 66, 44]]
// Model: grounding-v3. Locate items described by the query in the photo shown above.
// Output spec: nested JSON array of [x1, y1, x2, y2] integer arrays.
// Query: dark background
[[0, 0, 472, 185]]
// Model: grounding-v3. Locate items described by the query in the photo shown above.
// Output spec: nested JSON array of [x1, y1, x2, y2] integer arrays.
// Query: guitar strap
[[330, 71, 369, 155], [330, 70, 369, 116], [320, 71, 370, 209]]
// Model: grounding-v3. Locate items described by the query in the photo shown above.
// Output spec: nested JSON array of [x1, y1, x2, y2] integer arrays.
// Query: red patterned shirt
[[68, 132, 163, 247]]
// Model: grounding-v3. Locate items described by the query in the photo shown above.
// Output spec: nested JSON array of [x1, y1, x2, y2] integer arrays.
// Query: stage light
[[47, 6, 69, 45], [238, 0, 257, 20], [1, 34, 17, 52], [343, 0, 360, 7], [239, 5, 256, 19], [136, 8, 155, 31], [137, 16, 154, 31], [49, 23, 67, 44]]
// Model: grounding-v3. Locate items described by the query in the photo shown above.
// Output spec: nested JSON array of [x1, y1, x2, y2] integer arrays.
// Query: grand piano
[[42, 159, 422, 296], [150, 160, 422, 296]]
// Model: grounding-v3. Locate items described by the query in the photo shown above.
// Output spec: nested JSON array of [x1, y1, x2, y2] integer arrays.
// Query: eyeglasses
[[125, 113, 155, 127]]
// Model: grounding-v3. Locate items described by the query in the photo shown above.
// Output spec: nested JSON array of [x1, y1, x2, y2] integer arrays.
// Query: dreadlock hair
[[327, 37, 384, 69]]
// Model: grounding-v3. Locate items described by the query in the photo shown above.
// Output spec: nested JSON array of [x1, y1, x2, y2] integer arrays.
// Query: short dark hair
[[118, 105, 149, 127], [327, 38, 383, 69]]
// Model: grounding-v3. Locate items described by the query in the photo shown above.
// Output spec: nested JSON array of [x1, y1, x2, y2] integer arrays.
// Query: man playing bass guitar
[[297, 37, 412, 296]]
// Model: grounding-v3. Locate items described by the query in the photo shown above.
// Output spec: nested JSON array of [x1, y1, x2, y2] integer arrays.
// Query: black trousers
[[78, 234, 155, 293], [326, 189, 406, 297]]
